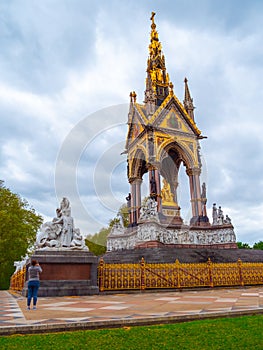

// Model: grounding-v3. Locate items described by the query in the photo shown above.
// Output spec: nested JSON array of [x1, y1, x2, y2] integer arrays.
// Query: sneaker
[[33, 306, 37, 310], [27, 307, 30, 310]]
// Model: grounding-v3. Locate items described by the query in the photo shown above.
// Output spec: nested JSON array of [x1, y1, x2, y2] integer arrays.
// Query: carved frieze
[[106, 220, 236, 251]]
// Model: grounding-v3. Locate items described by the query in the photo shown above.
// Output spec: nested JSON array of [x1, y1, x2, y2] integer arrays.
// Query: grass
[[0, 315, 262, 350]]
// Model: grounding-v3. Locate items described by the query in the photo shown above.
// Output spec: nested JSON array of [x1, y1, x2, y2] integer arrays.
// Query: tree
[[253, 241, 263, 250], [85, 239, 106, 256], [86, 226, 111, 247], [237, 242, 251, 249], [0, 181, 43, 289], [86, 203, 129, 254], [117, 204, 129, 228]]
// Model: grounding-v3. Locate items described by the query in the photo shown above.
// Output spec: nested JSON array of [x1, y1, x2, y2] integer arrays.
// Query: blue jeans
[[27, 280, 40, 307]]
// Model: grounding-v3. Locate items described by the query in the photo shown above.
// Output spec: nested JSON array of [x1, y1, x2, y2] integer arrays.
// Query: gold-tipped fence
[[10, 265, 26, 292], [98, 258, 263, 292], [10, 258, 263, 293]]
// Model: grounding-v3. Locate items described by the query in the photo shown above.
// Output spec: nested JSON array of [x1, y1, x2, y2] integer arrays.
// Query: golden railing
[[10, 265, 27, 292], [98, 258, 263, 292]]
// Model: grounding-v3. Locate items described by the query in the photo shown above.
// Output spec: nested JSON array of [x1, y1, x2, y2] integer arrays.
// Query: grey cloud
[[0, 1, 98, 93]]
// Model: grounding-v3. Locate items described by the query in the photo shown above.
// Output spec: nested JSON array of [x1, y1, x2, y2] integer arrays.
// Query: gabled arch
[[159, 140, 195, 171], [129, 148, 148, 180]]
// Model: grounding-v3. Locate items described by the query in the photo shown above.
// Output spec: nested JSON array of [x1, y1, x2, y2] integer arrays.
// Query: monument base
[[107, 220, 237, 251], [22, 250, 99, 297]]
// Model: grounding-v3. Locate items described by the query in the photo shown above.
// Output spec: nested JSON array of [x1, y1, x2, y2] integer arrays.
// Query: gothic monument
[[107, 13, 236, 251]]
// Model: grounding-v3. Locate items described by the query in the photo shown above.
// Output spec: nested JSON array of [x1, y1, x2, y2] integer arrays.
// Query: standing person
[[27, 260, 42, 310]]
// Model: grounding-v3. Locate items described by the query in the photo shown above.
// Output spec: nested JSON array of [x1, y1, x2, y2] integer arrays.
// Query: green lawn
[[1, 315, 262, 350]]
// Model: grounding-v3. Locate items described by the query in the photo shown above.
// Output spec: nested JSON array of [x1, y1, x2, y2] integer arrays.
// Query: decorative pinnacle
[[150, 12, 156, 29], [130, 91, 137, 103], [169, 82, 174, 94], [184, 77, 195, 120], [184, 77, 191, 101]]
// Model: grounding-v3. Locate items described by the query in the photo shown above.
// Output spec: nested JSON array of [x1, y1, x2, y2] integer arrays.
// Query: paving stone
[[1, 287, 263, 335]]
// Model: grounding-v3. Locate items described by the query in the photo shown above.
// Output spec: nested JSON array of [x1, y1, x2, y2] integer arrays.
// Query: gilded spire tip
[[145, 12, 170, 111], [150, 12, 156, 30]]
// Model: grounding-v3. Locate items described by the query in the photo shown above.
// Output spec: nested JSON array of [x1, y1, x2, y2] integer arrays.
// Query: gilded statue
[[161, 179, 175, 204]]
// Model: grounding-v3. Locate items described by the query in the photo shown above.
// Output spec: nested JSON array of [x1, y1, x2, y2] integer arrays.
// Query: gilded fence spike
[[207, 258, 214, 287], [237, 258, 244, 286], [98, 258, 105, 292], [175, 259, 181, 289], [140, 257, 146, 290]]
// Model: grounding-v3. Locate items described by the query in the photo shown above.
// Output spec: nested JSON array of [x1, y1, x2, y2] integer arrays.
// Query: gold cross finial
[[150, 12, 156, 30]]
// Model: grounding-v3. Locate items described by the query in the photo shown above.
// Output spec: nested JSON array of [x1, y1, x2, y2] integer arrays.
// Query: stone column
[[194, 173, 202, 216], [187, 168, 202, 221], [149, 166, 161, 211], [134, 178, 142, 221], [129, 178, 142, 226], [126, 193, 132, 226], [170, 170, 179, 204]]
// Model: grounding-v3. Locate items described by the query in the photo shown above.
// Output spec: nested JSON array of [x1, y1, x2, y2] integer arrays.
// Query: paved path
[[1, 286, 263, 335]]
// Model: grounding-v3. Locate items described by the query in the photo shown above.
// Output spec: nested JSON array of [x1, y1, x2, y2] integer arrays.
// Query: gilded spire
[[144, 12, 170, 112], [183, 77, 195, 120], [149, 12, 161, 58]]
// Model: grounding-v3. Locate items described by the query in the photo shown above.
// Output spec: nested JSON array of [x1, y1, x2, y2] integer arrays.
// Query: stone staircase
[[102, 247, 263, 263]]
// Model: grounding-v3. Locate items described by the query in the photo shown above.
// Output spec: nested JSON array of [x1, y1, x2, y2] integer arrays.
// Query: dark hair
[[31, 260, 37, 266]]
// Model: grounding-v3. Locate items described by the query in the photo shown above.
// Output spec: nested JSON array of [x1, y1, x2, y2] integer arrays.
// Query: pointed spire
[[183, 77, 195, 120], [128, 91, 137, 122], [144, 12, 170, 112]]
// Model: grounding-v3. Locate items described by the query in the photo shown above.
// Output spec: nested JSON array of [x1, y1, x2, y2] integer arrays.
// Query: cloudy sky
[[1, 0, 263, 245]]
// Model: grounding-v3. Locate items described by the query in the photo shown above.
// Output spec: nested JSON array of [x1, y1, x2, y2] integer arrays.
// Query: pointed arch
[[129, 148, 148, 180], [158, 140, 195, 171]]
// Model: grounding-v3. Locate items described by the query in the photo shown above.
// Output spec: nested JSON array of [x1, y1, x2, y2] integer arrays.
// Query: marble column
[[129, 178, 142, 225], [149, 167, 161, 211], [187, 168, 202, 219]]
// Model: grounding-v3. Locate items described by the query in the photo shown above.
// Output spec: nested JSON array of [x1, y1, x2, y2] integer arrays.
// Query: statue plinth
[[22, 250, 99, 297], [161, 204, 183, 226], [22, 198, 98, 297], [190, 215, 210, 227]]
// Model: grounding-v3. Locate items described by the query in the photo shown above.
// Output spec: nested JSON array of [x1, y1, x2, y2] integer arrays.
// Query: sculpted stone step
[[102, 247, 263, 263]]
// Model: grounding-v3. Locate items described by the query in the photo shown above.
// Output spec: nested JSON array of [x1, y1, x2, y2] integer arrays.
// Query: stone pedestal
[[22, 250, 99, 297], [160, 205, 183, 226]]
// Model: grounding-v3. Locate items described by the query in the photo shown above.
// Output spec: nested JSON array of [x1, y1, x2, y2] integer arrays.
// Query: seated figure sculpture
[[139, 197, 159, 222], [36, 198, 88, 250]]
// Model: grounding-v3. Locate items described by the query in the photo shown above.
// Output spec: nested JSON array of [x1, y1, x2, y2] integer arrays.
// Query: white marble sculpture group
[[36, 198, 88, 250]]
